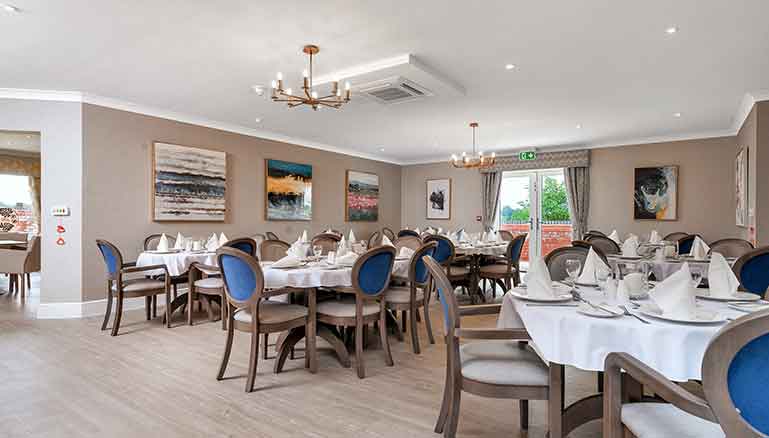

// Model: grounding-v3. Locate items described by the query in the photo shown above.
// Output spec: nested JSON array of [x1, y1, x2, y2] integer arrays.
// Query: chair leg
[[152, 295, 157, 318], [423, 302, 436, 345], [415, 308, 421, 322], [26, 273, 31, 288], [220, 293, 227, 330], [355, 321, 365, 379], [262, 333, 269, 360], [110, 293, 124, 336], [379, 302, 394, 367], [217, 304, 235, 381], [435, 359, 452, 433], [410, 303, 421, 354], [101, 287, 113, 331], [145, 296, 151, 321], [245, 322, 260, 393], [187, 289, 195, 326], [519, 400, 529, 431], [165, 289, 172, 328], [401, 310, 407, 333], [445, 379, 462, 438], [19, 274, 25, 297]]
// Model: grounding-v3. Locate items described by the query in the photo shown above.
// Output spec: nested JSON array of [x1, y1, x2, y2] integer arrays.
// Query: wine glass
[[565, 259, 582, 291], [689, 265, 704, 288], [312, 244, 323, 261], [595, 265, 610, 296]]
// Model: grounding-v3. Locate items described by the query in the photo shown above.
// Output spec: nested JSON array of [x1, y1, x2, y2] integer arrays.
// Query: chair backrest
[[382, 227, 396, 241], [259, 239, 290, 262], [217, 247, 264, 308], [311, 233, 341, 255], [586, 230, 607, 237], [143, 233, 176, 251], [733, 246, 769, 297], [408, 241, 438, 286], [545, 245, 589, 281], [585, 235, 621, 255], [351, 246, 396, 297], [394, 235, 422, 252], [96, 239, 124, 279], [424, 235, 455, 265], [423, 255, 460, 335], [709, 238, 754, 259], [571, 240, 591, 249], [663, 231, 689, 242], [498, 230, 514, 242], [507, 233, 527, 265], [223, 237, 257, 257], [702, 308, 769, 437], [397, 229, 420, 238], [24, 235, 41, 271], [265, 231, 280, 241], [677, 234, 700, 254]]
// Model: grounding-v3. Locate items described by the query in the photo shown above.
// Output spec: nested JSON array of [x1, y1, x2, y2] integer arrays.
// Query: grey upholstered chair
[[0, 235, 40, 296], [585, 234, 621, 255], [310, 233, 340, 255], [259, 239, 290, 262], [498, 230, 514, 242], [394, 235, 422, 252], [708, 238, 753, 259], [544, 245, 589, 281], [143, 233, 176, 251], [366, 230, 381, 248], [663, 231, 689, 242], [603, 308, 769, 437]]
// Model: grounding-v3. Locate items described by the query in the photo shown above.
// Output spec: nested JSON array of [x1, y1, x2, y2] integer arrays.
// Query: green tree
[[541, 178, 570, 221]]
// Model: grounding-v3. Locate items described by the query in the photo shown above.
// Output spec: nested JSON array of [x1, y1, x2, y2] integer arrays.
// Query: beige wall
[[401, 163, 484, 233], [736, 106, 757, 242], [755, 101, 769, 245], [82, 104, 401, 301]]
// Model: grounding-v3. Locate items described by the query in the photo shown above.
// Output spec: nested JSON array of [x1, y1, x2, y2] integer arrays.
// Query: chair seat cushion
[[194, 277, 223, 289], [233, 302, 308, 325], [621, 403, 725, 438], [317, 297, 380, 318], [479, 264, 516, 275], [112, 278, 165, 295], [459, 341, 549, 386], [384, 286, 424, 304], [447, 266, 470, 277]]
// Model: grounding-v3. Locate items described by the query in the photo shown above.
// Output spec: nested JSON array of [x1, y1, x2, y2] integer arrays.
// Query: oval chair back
[[311, 233, 341, 255], [408, 241, 438, 287], [265, 231, 280, 241], [585, 235, 621, 255], [394, 235, 422, 252], [498, 230, 514, 242], [143, 233, 176, 251], [571, 240, 591, 249], [259, 239, 290, 262], [222, 238, 257, 257], [424, 235, 455, 266], [677, 234, 699, 254], [733, 246, 769, 297], [586, 230, 607, 237], [367, 231, 382, 248], [216, 247, 264, 309], [382, 227, 396, 241], [709, 238, 754, 259], [545, 245, 589, 281], [351, 246, 396, 297], [702, 308, 769, 437], [663, 232, 689, 242], [507, 233, 527, 264], [397, 229, 420, 239], [96, 239, 124, 280], [423, 255, 460, 335]]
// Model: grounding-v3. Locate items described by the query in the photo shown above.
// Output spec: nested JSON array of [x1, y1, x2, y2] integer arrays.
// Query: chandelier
[[270, 44, 351, 111], [450, 122, 496, 169]]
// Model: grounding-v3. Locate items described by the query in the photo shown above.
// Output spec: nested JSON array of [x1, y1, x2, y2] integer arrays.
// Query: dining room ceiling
[[1, 0, 768, 164]]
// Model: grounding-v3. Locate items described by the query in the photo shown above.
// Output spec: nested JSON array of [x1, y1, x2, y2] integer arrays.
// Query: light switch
[[51, 206, 70, 216]]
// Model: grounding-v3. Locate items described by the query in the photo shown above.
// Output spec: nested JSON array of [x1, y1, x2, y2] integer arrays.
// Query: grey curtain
[[481, 171, 502, 231], [564, 167, 589, 240]]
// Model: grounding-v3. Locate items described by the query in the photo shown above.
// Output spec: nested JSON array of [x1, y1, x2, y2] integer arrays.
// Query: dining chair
[[96, 239, 171, 336], [585, 234, 621, 255], [0, 235, 40, 297], [424, 235, 471, 294], [259, 239, 290, 262], [663, 231, 689, 242], [384, 241, 437, 354], [143, 233, 187, 298], [708, 238, 754, 259], [311, 233, 341, 254], [265, 231, 280, 241], [732, 246, 769, 297], [397, 229, 420, 238], [545, 245, 589, 281], [586, 229, 607, 237], [367, 230, 381, 248], [571, 240, 591, 249], [603, 308, 769, 438], [498, 230, 514, 242], [479, 233, 526, 297], [394, 235, 422, 252], [187, 238, 257, 328], [320, 246, 396, 378], [382, 227, 396, 241], [216, 247, 312, 392], [423, 255, 555, 438]]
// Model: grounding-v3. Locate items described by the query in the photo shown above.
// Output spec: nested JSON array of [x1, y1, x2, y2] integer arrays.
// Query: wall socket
[[51, 206, 70, 216]]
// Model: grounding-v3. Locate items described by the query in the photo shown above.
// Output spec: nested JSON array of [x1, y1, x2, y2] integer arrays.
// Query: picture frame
[[736, 147, 748, 227], [426, 178, 452, 220], [345, 170, 379, 222], [265, 159, 313, 221], [633, 165, 678, 221]]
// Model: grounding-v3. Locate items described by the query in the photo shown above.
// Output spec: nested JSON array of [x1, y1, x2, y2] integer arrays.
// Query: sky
[[0, 174, 32, 205]]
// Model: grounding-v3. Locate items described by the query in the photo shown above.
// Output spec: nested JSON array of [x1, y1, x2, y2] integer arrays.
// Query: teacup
[[624, 272, 645, 295]]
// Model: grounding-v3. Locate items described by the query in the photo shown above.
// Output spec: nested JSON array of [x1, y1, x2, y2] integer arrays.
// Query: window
[[0, 174, 35, 233]]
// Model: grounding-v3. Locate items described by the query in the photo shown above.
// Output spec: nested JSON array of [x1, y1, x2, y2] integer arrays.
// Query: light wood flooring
[[0, 277, 602, 438]]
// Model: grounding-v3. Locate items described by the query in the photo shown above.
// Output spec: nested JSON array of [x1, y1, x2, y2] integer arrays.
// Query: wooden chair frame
[[479, 233, 526, 294], [397, 229, 421, 239], [265, 231, 280, 241], [310, 233, 340, 255], [585, 234, 621, 255], [381, 227, 396, 242], [545, 245, 590, 281], [732, 245, 769, 297], [424, 234, 471, 294], [394, 235, 422, 252], [366, 230, 381, 248], [259, 239, 290, 262], [708, 238, 754, 259]]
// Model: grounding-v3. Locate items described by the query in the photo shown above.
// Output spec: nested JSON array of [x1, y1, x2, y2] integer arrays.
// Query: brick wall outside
[[500, 222, 573, 261]]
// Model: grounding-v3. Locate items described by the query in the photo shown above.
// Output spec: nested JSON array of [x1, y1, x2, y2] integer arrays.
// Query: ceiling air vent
[[357, 76, 433, 105]]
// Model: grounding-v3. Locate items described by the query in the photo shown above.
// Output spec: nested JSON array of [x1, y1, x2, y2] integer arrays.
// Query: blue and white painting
[[153, 142, 226, 221], [633, 166, 677, 220]]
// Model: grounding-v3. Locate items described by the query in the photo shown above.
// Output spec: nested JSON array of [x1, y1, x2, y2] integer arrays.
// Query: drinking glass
[[595, 265, 610, 296], [565, 259, 581, 290], [312, 244, 323, 260], [689, 265, 704, 288]]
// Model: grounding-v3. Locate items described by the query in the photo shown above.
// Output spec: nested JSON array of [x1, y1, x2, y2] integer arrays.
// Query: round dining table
[[496, 284, 748, 437]]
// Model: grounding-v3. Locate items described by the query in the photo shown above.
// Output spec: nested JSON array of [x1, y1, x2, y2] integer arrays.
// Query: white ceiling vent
[[357, 77, 433, 105]]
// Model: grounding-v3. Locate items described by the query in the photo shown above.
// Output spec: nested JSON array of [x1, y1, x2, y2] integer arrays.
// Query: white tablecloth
[[136, 251, 216, 277], [497, 286, 744, 381], [455, 243, 507, 256], [263, 259, 411, 290]]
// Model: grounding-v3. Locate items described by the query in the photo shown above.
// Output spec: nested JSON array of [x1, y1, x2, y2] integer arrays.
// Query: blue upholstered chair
[[320, 246, 396, 378], [216, 246, 312, 392], [397, 229, 420, 239], [384, 241, 437, 354], [732, 246, 769, 298], [424, 234, 471, 295], [603, 309, 769, 437], [479, 233, 527, 297], [677, 234, 702, 255], [96, 239, 171, 336]]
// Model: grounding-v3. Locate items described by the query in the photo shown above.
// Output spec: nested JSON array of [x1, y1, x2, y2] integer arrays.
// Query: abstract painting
[[152, 142, 226, 221], [426, 178, 451, 220], [633, 166, 678, 220], [736, 147, 748, 227], [265, 159, 312, 221], [346, 170, 379, 221]]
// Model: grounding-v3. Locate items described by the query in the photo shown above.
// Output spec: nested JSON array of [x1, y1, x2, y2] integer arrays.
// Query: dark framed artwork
[[345, 170, 379, 221], [265, 159, 312, 221], [426, 178, 451, 220], [633, 166, 678, 221]]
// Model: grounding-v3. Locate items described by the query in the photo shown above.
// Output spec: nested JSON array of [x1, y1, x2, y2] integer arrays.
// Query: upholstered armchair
[[0, 235, 40, 296], [479, 233, 526, 297]]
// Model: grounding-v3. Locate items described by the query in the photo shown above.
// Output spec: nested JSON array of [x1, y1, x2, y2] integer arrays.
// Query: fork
[[571, 289, 617, 316], [620, 305, 650, 324]]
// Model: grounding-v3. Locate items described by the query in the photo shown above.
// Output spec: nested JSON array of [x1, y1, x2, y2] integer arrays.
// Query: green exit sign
[[519, 151, 537, 161]]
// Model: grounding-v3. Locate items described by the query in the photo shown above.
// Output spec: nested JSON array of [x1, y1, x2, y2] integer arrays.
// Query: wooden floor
[[0, 277, 602, 438]]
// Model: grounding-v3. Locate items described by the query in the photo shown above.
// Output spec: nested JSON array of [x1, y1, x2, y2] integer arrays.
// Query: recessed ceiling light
[[575, 124, 582, 129], [673, 112, 682, 118], [254, 117, 262, 123], [665, 26, 678, 34], [379, 148, 385, 152], [251, 85, 265, 96], [505, 64, 516, 70], [1, 4, 20, 13]]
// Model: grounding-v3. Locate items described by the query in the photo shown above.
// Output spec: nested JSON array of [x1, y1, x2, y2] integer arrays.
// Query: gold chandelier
[[271, 44, 351, 111], [450, 122, 496, 169]]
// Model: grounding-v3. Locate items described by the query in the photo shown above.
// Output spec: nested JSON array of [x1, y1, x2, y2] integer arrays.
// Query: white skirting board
[[37, 294, 173, 319]]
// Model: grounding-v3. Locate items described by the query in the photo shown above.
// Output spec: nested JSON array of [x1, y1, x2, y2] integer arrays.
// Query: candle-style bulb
[[276, 72, 283, 80], [345, 82, 351, 90], [311, 91, 318, 99], [271, 80, 277, 89], [302, 69, 308, 78], [286, 88, 292, 96]]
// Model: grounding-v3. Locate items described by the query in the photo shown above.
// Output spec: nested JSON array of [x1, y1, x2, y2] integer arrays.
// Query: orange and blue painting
[[633, 166, 678, 220], [266, 159, 312, 220]]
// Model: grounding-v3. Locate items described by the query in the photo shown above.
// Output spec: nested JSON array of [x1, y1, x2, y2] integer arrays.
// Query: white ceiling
[[1, 0, 768, 164]]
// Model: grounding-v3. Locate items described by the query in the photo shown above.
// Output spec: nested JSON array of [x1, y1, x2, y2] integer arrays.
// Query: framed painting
[[265, 159, 312, 221], [426, 178, 451, 220], [736, 147, 748, 227], [152, 142, 226, 222], [633, 166, 678, 221], [345, 170, 379, 221]]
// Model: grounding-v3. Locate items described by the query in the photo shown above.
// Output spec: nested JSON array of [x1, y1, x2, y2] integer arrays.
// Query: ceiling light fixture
[[665, 26, 678, 34], [271, 44, 351, 111], [505, 64, 516, 70], [673, 112, 682, 118], [450, 122, 496, 169], [254, 117, 262, 123], [1, 3, 20, 13], [576, 123, 582, 129], [379, 148, 385, 152]]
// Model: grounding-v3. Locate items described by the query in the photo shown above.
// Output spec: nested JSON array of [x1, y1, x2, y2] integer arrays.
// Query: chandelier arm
[[318, 102, 341, 109]]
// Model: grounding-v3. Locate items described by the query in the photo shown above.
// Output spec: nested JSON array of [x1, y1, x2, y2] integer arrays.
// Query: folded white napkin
[[325, 228, 334, 234], [173, 233, 185, 250], [437, 227, 443, 234], [426, 226, 434, 234], [348, 229, 356, 243], [459, 230, 470, 243], [272, 254, 302, 268], [480, 231, 487, 242], [288, 240, 306, 258], [650, 262, 697, 319], [398, 246, 416, 259], [336, 252, 359, 265], [525, 257, 556, 299], [622, 235, 639, 257], [607, 230, 621, 244], [414, 227, 421, 235], [157, 233, 170, 252], [337, 236, 349, 257], [300, 230, 308, 243], [708, 252, 739, 298], [487, 231, 498, 243], [205, 234, 219, 252], [218, 232, 229, 247], [689, 236, 710, 259], [577, 247, 609, 284], [382, 235, 394, 247], [448, 232, 459, 244], [649, 230, 661, 244]]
